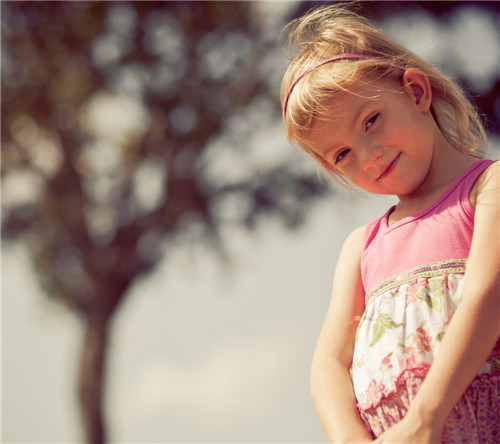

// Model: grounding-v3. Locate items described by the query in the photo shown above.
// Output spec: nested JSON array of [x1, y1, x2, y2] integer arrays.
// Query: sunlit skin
[[307, 69, 477, 224]]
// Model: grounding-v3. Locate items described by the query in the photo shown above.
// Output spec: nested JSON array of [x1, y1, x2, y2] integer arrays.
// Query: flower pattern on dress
[[365, 379, 386, 406], [486, 338, 500, 373], [410, 327, 432, 354], [369, 312, 404, 347], [406, 279, 427, 306], [351, 261, 500, 443], [397, 348, 418, 372]]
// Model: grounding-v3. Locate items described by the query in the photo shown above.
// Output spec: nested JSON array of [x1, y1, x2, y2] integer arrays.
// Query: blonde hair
[[281, 5, 487, 182]]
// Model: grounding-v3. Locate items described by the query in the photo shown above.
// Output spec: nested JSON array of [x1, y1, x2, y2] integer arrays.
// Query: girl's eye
[[334, 148, 350, 164], [365, 113, 380, 130]]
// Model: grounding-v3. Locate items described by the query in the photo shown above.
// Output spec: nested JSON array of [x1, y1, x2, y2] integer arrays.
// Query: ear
[[402, 68, 432, 113]]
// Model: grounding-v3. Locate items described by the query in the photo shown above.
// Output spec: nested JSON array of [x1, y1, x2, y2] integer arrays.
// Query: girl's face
[[307, 71, 437, 197]]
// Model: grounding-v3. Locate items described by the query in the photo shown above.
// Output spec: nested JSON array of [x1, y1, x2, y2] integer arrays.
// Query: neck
[[396, 136, 477, 217]]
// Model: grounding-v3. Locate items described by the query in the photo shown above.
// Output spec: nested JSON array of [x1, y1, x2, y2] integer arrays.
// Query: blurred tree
[[1, 2, 325, 442], [2, 1, 498, 443]]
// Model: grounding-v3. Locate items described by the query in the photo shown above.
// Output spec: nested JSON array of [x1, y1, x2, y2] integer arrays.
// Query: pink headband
[[283, 53, 384, 117]]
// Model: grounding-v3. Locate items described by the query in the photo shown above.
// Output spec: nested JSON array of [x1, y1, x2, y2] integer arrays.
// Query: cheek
[[334, 162, 357, 181], [346, 169, 371, 189]]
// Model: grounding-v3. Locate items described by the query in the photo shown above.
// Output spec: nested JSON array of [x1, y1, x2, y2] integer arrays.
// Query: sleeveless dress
[[351, 159, 500, 443]]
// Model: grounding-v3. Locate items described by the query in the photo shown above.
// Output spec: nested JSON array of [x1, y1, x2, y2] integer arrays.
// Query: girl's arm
[[311, 226, 373, 443], [375, 162, 500, 444]]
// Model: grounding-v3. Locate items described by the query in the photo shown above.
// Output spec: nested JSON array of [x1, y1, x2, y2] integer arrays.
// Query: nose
[[359, 143, 384, 171]]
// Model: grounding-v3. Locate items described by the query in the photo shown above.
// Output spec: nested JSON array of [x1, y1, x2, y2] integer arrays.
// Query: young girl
[[281, 5, 499, 444]]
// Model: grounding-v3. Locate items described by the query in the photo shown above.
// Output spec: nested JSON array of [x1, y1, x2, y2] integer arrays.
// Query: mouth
[[377, 153, 401, 181]]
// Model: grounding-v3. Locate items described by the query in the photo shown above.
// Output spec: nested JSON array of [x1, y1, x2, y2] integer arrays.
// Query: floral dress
[[351, 160, 500, 443]]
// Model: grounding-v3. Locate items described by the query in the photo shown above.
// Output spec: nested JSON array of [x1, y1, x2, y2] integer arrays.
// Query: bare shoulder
[[465, 161, 499, 300], [317, 225, 367, 363], [332, 225, 366, 293], [476, 160, 499, 189], [468, 160, 499, 265], [471, 160, 500, 208], [341, 225, 366, 254]]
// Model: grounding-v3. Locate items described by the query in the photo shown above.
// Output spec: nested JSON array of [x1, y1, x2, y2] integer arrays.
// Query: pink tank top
[[361, 160, 495, 297]]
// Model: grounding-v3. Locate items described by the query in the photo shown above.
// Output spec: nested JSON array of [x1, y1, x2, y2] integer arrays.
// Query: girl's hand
[[373, 415, 443, 444]]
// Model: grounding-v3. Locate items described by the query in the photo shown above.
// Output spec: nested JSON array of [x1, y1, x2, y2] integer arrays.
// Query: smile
[[377, 153, 401, 180]]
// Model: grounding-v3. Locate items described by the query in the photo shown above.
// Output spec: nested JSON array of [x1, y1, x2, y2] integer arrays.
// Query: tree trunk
[[78, 316, 109, 444]]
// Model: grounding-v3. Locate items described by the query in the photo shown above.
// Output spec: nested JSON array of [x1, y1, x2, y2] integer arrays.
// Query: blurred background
[[2, 1, 499, 443]]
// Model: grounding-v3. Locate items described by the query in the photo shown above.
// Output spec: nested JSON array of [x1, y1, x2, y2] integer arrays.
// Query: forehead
[[311, 79, 401, 128], [312, 93, 366, 128], [309, 88, 371, 137], [306, 81, 398, 155]]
